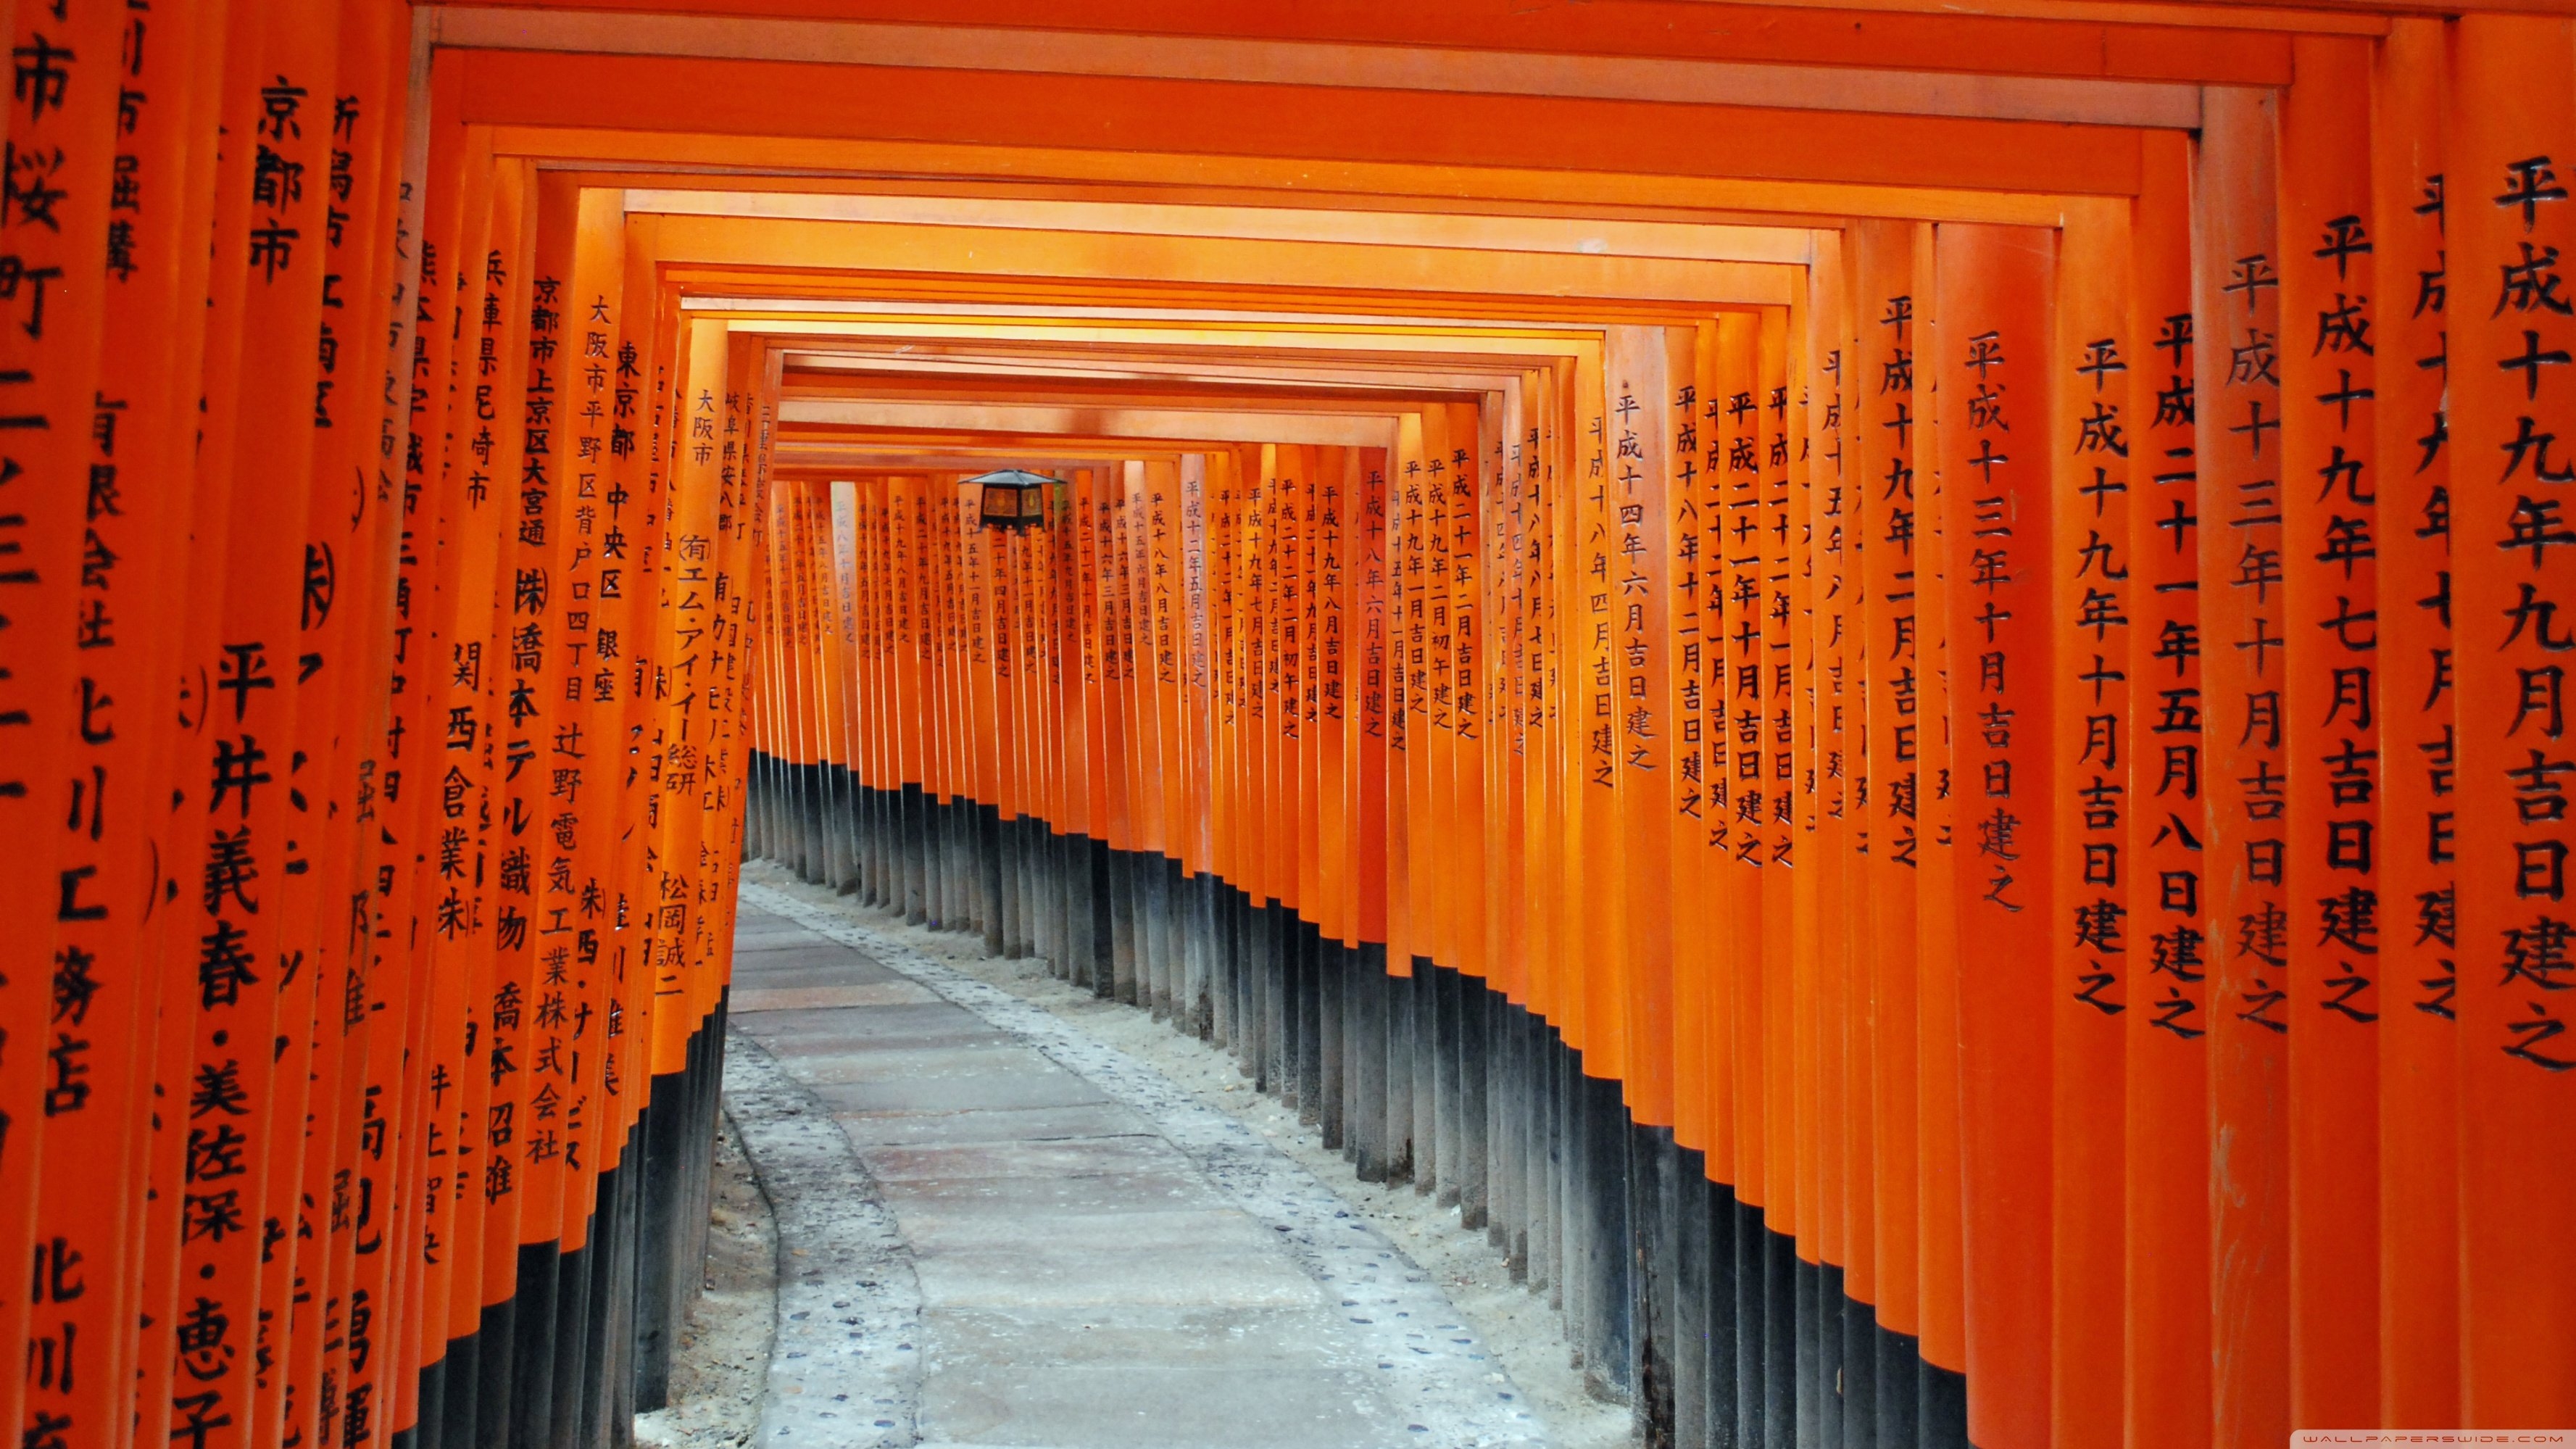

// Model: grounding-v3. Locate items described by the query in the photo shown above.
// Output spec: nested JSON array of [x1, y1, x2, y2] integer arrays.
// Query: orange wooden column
[[1287, 444, 1315, 963], [1317, 447, 1353, 963], [1480, 396, 1516, 1017], [2051, 199, 2132, 1447], [1853, 217, 1921, 1388], [1452, 404, 1492, 990], [1808, 239, 1858, 1419], [1668, 323, 1716, 1164], [1104, 460, 1137, 943], [1356, 446, 1391, 960], [1155, 456, 1191, 960], [130, 26, 259, 1447], [1608, 325, 1677, 1132], [483, 172, 589, 1402], [1071, 465, 1104, 932], [1886, 226, 1939, 1406], [1257, 438, 1278, 937], [1246, 444, 1269, 938], [698, 337, 775, 982], [1322, 440, 1357, 970], [923, 468, 954, 921], [2448, 15, 2576, 1427], [2195, 86, 2293, 1449], [1113, 456, 1154, 964], [468, 157, 543, 1386], [983, 476, 1007, 897], [1051, 459, 1074, 880], [1907, 243, 1971, 1401], [885, 473, 916, 910], [899, 472, 926, 888], [1416, 420, 1447, 976], [1151, 452, 1183, 973], [1387, 424, 1418, 982], [647, 316, 731, 1077], [1225, 447, 1247, 939], [25, 2, 224, 1445], [173, 12, 354, 1448], [1496, 374, 1529, 1034], [979, 466, 1006, 884], [1804, 234, 1854, 1382], [1029, 470, 1059, 900], [374, 94, 481, 1449], [1936, 220, 2056, 1449], [708, 335, 768, 995], [1694, 318, 1748, 1189], [2125, 126, 2214, 1449], [1494, 378, 1531, 1020], [769, 479, 810, 866], [1382, 427, 1413, 976], [1779, 256, 1835, 1333], [921, 465, 950, 918], [546, 183, 641, 1305], [587, 217, 682, 1338], [999, 481, 1029, 914], [971, 471, 1003, 892], [1751, 313, 1792, 1263], [852, 478, 885, 885], [1102, 462, 1137, 973], [1321, 439, 1342, 956], [1692, 313, 1740, 1437], [1549, 363, 1587, 1049], [281, 10, 411, 1445], [1289, 441, 1313, 948], [0, 20, 126, 1422], [1523, 367, 1562, 1044], [1749, 300, 1795, 1438], [820, 473, 849, 880], [887, 471, 918, 902], [1513, 365, 1539, 1037], [1576, 342, 1628, 1085], [2368, 17, 2460, 1429], [1205, 457, 1238, 939], [2276, 35, 2383, 1430], [1903, 220, 1943, 1403], [1183, 453, 1216, 918]]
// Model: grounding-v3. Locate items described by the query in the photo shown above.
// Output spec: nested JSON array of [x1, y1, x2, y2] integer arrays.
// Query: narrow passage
[[722, 884, 1550, 1449]]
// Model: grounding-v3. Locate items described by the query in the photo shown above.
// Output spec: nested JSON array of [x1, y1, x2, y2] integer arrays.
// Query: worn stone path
[[724, 885, 1550, 1449]]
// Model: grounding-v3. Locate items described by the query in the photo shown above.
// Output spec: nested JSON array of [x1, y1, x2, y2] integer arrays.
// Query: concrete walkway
[[724, 884, 1549, 1449]]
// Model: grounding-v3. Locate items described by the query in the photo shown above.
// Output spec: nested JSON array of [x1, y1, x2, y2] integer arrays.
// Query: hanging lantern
[[967, 468, 1057, 529]]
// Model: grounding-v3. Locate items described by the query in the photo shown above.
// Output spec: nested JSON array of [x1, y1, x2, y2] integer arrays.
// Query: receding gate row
[[2, 4, 2574, 1449], [0, 7, 763, 1448], [745, 25, 2576, 1446]]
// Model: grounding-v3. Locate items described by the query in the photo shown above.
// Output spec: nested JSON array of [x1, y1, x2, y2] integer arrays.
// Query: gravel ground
[[742, 863, 1635, 1449], [633, 1117, 779, 1449]]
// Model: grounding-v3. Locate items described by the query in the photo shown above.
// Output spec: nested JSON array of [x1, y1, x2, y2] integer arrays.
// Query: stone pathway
[[724, 886, 1550, 1449]]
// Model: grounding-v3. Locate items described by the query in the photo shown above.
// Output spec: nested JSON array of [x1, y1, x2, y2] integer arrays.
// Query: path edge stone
[[722, 1026, 926, 1448]]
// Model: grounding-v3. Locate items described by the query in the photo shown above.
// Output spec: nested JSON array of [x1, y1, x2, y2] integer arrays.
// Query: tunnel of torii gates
[[11, 1, 2576, 1448]]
